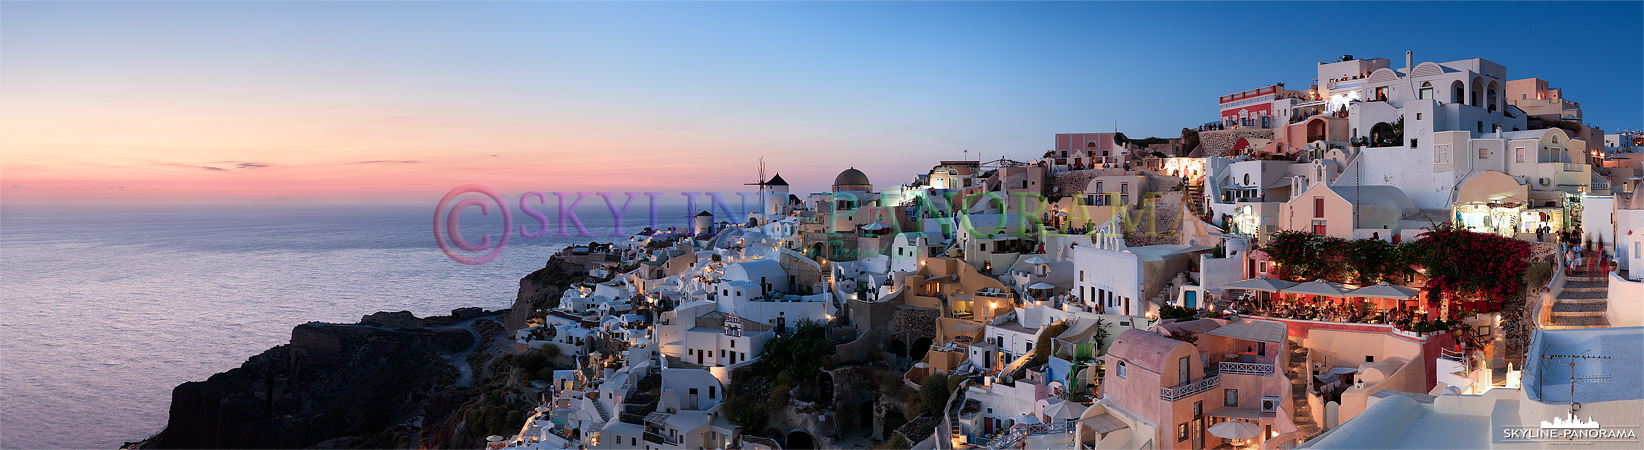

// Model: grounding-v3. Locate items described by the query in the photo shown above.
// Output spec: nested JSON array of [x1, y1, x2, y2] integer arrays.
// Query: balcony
[[643, 431, 677, 446], [1159, 374, 1221, 401], [1217, 361, 1277, 376]]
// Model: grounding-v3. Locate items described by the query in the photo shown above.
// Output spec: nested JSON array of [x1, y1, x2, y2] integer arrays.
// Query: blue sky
[[4, 1, 1641, 200]]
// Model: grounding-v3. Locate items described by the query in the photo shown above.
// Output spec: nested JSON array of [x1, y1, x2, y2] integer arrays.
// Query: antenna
[[1541, 351, 1613, 415]]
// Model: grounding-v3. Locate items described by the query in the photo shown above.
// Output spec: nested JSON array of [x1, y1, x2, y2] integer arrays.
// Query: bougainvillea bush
[[1405, 221, 1532, 302], [1261, 222, 1530, 303]]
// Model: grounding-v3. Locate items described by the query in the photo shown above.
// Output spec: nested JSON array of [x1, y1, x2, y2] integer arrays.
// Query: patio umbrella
[[1022, 256, 1050, 264], [1042, 401, 1082, 421], [861, 222, 889, 230], [1207, 420, 1262, 440], [1012, 414, 1041, 425], [1346, 281, 1421, 300], [1282, 279, 1353, 297], [1221, 276, 1299, 293], [1029, 282, 1058, 290]]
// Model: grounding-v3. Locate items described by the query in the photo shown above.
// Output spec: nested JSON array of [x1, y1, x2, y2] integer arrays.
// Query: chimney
[[1406, 51, 1413, 71]]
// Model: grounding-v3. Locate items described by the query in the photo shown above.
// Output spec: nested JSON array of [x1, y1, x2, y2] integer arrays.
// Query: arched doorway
[[787, 430, 817, 450], [909, 337, 933, 362], [882, 409, 907, 440]]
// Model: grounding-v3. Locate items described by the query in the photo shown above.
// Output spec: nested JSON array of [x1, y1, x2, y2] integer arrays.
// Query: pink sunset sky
[[5, 2, 1637, 205]]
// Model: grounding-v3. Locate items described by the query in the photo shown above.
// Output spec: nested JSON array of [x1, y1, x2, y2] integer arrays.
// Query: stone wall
[[891, 306, 941, 346], [1198, 129, 1274, 157]]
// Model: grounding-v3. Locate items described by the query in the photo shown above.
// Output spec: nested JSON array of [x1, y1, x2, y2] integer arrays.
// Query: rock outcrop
[[142, 320, 472, 449]]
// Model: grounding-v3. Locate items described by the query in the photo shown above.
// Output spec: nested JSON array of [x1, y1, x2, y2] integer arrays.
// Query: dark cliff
[[142, 322, 471, 449]]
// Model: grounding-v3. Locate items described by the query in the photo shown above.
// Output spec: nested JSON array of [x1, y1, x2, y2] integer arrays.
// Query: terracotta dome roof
[[833, 167, 870, 187]]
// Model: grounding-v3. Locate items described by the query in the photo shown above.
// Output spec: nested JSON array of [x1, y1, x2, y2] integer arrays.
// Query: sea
[[0, 201, 698, 449]]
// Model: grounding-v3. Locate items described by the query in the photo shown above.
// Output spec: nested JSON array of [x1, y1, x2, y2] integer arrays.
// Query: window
[[1478, 121, 1484, 133], [1435, 144, 1452, 164], [1080, 270, 1085, 281], [1244, 174, 1251, 185], [1410, 139, 1417, 148], [1025, 342, 1033, 352], [1194, 401, 1203, 417], [730, 340, 735, 348], [720, 349, 725, 358], [1120, 183, 1129, 194], [1314, 197, 1325, 218], [979, 243, 987, 252], [1021, 180, 1029, 189], [1117, 361, 1127, 378], [1312, 220, 1328, 236], [1479, 147, 1488, 159], [1416, 113, 1422, 120], [1259, 261, 1268, 272], [1225, 389, 1239, 407], [1178, 423, 1189, 441], [1365, 355, 1375, 363], [709, 386, 716, 399]]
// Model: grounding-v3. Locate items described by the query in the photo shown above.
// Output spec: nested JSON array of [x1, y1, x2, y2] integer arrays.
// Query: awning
[[1081, 413, 1129, 434], [1205, 319, 1288, 344], [1454, 171, 1529, 204], [1205, 407, 1262, 420]]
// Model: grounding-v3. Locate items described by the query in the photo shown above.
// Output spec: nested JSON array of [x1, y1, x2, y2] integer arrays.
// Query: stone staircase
[[1284, 341, 1322, 440], [1185, 181, 1208, 223], [1549, 273, 1610, 328]]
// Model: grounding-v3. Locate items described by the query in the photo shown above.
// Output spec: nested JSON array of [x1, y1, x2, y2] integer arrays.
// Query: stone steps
[[1548, 315, 1610, 328]]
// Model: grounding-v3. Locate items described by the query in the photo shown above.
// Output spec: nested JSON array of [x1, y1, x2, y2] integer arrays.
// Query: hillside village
[[484, 52, 1644, 450]]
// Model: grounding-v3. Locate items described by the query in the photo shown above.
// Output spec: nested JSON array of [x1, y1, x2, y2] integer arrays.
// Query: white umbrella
[[1029, 282, 1057, 290], [1221, 276, 1298, 293], [1282, 279, 1353, 298], [1207, 420, 1262, 440], [1012, 414, 1041, 425], [861, 222, 889, 231], [1022, 256, 1050, 264], [1042, 401, 1082, 421], [1346, 281, 1421, 300]]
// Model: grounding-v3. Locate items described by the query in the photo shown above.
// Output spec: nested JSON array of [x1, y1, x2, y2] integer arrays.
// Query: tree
[[1027, 321, 1071, 369], [753, 319, 830, 382], [914, 371, 951, 417]]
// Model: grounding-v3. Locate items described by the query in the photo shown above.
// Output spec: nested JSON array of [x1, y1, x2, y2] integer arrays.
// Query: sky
[[3, 1, 1640, 204]]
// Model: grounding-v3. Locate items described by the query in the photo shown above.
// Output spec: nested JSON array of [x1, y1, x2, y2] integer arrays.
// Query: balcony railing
[[1218, 361, 1276, 376], [643, 431, 676, 446], [1160, 374, 1221, 401], [987, 420, 1076, 450]]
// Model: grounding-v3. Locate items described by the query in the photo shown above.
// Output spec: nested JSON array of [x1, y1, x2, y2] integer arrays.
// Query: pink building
[[1102, 322, 1294, 450], [1053, 133, 1128, 169]]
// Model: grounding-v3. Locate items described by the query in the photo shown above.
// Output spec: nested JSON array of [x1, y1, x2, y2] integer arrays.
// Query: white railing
[[1218, 361, 1277, 376], [1160, 374, 1222, 401], [987, 420, 1077, 450]]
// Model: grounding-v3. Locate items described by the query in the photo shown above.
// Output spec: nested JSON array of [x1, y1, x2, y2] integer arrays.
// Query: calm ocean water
[[0, 201, 693, 449]]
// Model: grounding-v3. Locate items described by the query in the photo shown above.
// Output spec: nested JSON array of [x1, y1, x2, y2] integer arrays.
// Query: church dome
[[833, 168, 871, 190]]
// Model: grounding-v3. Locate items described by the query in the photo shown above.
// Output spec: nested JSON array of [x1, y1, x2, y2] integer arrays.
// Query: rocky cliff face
[[141, 252, 594, 449], [505, 257, 587, 331], [142, 321, 471, 449]]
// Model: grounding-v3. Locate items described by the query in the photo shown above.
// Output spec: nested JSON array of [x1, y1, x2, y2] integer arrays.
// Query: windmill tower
[[743, 157, 790, 218]]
